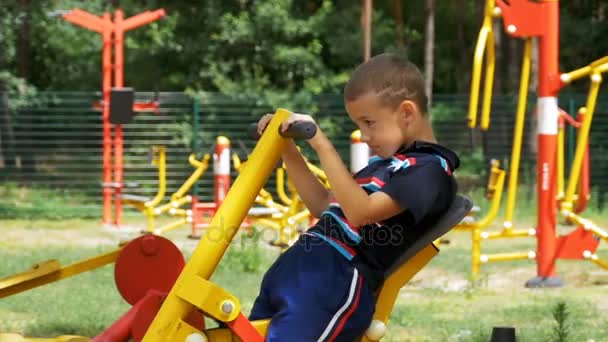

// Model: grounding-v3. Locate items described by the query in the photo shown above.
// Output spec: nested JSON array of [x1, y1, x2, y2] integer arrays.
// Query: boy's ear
[[398, 100, 419, 123]]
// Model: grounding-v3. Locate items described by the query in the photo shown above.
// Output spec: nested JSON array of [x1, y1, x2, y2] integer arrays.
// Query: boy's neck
[[406, 120, 436, 146]]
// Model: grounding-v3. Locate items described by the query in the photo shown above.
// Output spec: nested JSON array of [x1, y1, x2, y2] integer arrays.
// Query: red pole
[[113, 9, 125, 225], [102, 13, 114, 224], [63, 8, 165, 225], [530, 0, 562, 286]]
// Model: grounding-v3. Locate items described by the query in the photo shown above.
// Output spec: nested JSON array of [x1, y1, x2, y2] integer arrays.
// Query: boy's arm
[[281, 141, 332, 218], [310, 130, 404, 226]]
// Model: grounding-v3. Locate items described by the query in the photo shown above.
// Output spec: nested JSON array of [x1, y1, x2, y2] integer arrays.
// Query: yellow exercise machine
[[0, 248, 122, 299], [120, 146, 168, 230], [231, 149, 318, 248], [150, 152, 212, 235], [556, 56, 608, 270], [140, 109, 473, 341], [463, 0, 537, 278], [121, 145, 213, 235]]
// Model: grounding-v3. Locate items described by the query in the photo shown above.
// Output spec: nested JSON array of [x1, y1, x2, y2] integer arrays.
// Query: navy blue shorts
[[249, 233, 375, 341]]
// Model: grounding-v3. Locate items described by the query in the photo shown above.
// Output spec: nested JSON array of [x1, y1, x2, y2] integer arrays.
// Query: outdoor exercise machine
[[58, 7, 166, 226], [228, 141, 317, 248], [467, 0, 607, 285], [190, 137, 232, 238], [0, 248, 122, 300], [0, 234, 193, 342], [138, 109, 472, 341]]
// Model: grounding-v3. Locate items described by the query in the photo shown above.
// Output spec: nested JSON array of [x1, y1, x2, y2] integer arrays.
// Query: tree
[[424, 0, 434, 106]]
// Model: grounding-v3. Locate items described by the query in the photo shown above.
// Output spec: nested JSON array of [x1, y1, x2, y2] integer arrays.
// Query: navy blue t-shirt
[[307, 141, 459, 285]]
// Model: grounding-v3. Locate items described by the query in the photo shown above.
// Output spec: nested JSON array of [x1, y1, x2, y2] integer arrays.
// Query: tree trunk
[[361, 0, 373, 61], [392, 0, 405, 49], [424, 0, 434, 108], [17, 0, 31, 80], [0, 91, 17, 169], [17, 0, 35, 173], [455, 0, 469, 93]]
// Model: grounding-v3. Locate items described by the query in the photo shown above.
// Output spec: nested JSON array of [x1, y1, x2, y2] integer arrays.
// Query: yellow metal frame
[[463, 1, 546, 278], [152, 153, 212, 235], [232, 150, 320, 248], [141, 109, 450, 341], [0, 248, 122, 299], [468, 0, 498, 130], [122, 146, 212, 234], [558, 56, 608, 269]]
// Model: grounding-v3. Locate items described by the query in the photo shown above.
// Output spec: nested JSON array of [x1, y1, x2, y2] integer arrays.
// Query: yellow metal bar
[[562, 211, 608, 242], [171, 153, 210, 201], [370, 245, 438, 323], [557, 114, 565, 201], [0, 333, 89, 342], [145, 146, 167, 208], [481, 251, 534, 263], [585, 254, 608, 270], [468, 0, 495, 128], [156, 218, 189, 235], [563, 73, 602, 209], [231, 152, 242, 171], [202, 319, 271, 341], [360, 244, 438, 342], [251, 218, 282, 231], [483, 228, 534, 239], [143, 109, 292, 341], [460, 161, 506, 230], [504, 38, 532, 229], [287, 209, 311, 226], [0, 249, 121, 298], [154, 195, 192, 215], [561, 56, 608, 83], [480, 27, 495, 131], [276, 167, 292, 206]]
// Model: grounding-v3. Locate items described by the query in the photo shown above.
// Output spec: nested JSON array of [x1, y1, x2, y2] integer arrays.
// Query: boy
[[251, 53, 460, 341]]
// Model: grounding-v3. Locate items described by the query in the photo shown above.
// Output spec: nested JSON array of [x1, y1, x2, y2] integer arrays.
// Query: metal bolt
[[221, 300, 235, 314]]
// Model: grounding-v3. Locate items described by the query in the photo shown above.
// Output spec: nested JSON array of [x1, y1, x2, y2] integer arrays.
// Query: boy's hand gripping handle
[[249, 121, 317, 140]]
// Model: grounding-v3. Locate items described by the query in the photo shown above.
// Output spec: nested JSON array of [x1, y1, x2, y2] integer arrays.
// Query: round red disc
[[114, 234, 185, 305]]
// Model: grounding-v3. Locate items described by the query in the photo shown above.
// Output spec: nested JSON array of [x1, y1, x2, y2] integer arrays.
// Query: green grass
[[1, 184, 608, 340], [1, 218, 607, 341], [0, 183, 99, 220]]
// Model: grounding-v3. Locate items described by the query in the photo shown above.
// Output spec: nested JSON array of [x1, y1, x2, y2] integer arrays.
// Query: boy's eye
[[365, 120, 375, 127]]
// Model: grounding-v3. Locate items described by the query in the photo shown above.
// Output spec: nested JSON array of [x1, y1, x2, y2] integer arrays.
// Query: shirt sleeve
[[379, 163, 446, 225]]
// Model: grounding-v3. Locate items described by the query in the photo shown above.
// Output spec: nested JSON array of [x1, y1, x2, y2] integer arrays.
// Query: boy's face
[[345, 92, 415, 159]]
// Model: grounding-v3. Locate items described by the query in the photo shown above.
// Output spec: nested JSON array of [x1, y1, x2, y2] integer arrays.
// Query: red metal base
[[555, 226, 600, 259], [114, 234, 185, 305]]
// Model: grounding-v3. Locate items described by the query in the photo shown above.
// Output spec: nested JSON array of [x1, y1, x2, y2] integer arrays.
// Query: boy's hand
[[257, 113, 320, 142]]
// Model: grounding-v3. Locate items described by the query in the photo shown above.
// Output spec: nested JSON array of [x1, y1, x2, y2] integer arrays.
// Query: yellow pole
[[171, 154, 211, 201], [276, 167, 293, 206], [563, 73, 602, 210], [142, 109, 292, 341], [557, 114, 565, 201], [468, 0, 495, 128], [503, 38, 532, 231], [145, 146, 167, 208], [480, 25, 495, 131]]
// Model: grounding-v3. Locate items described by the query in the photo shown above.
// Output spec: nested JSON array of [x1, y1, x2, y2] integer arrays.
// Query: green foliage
[[223, 229, 264, 273], [457, 147, 487, 178], [549, 301, 571, 342]]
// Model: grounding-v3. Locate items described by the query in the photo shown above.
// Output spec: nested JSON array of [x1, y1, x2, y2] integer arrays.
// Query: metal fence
[[1, 91, 607, 216]]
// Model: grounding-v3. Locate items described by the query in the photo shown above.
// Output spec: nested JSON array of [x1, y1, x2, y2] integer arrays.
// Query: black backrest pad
[[384, 194, 474, 277]]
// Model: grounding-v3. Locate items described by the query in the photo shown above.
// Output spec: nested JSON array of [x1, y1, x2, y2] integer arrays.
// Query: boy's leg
[[261, 234, 375, 341], [266, 267, 375, 342]]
